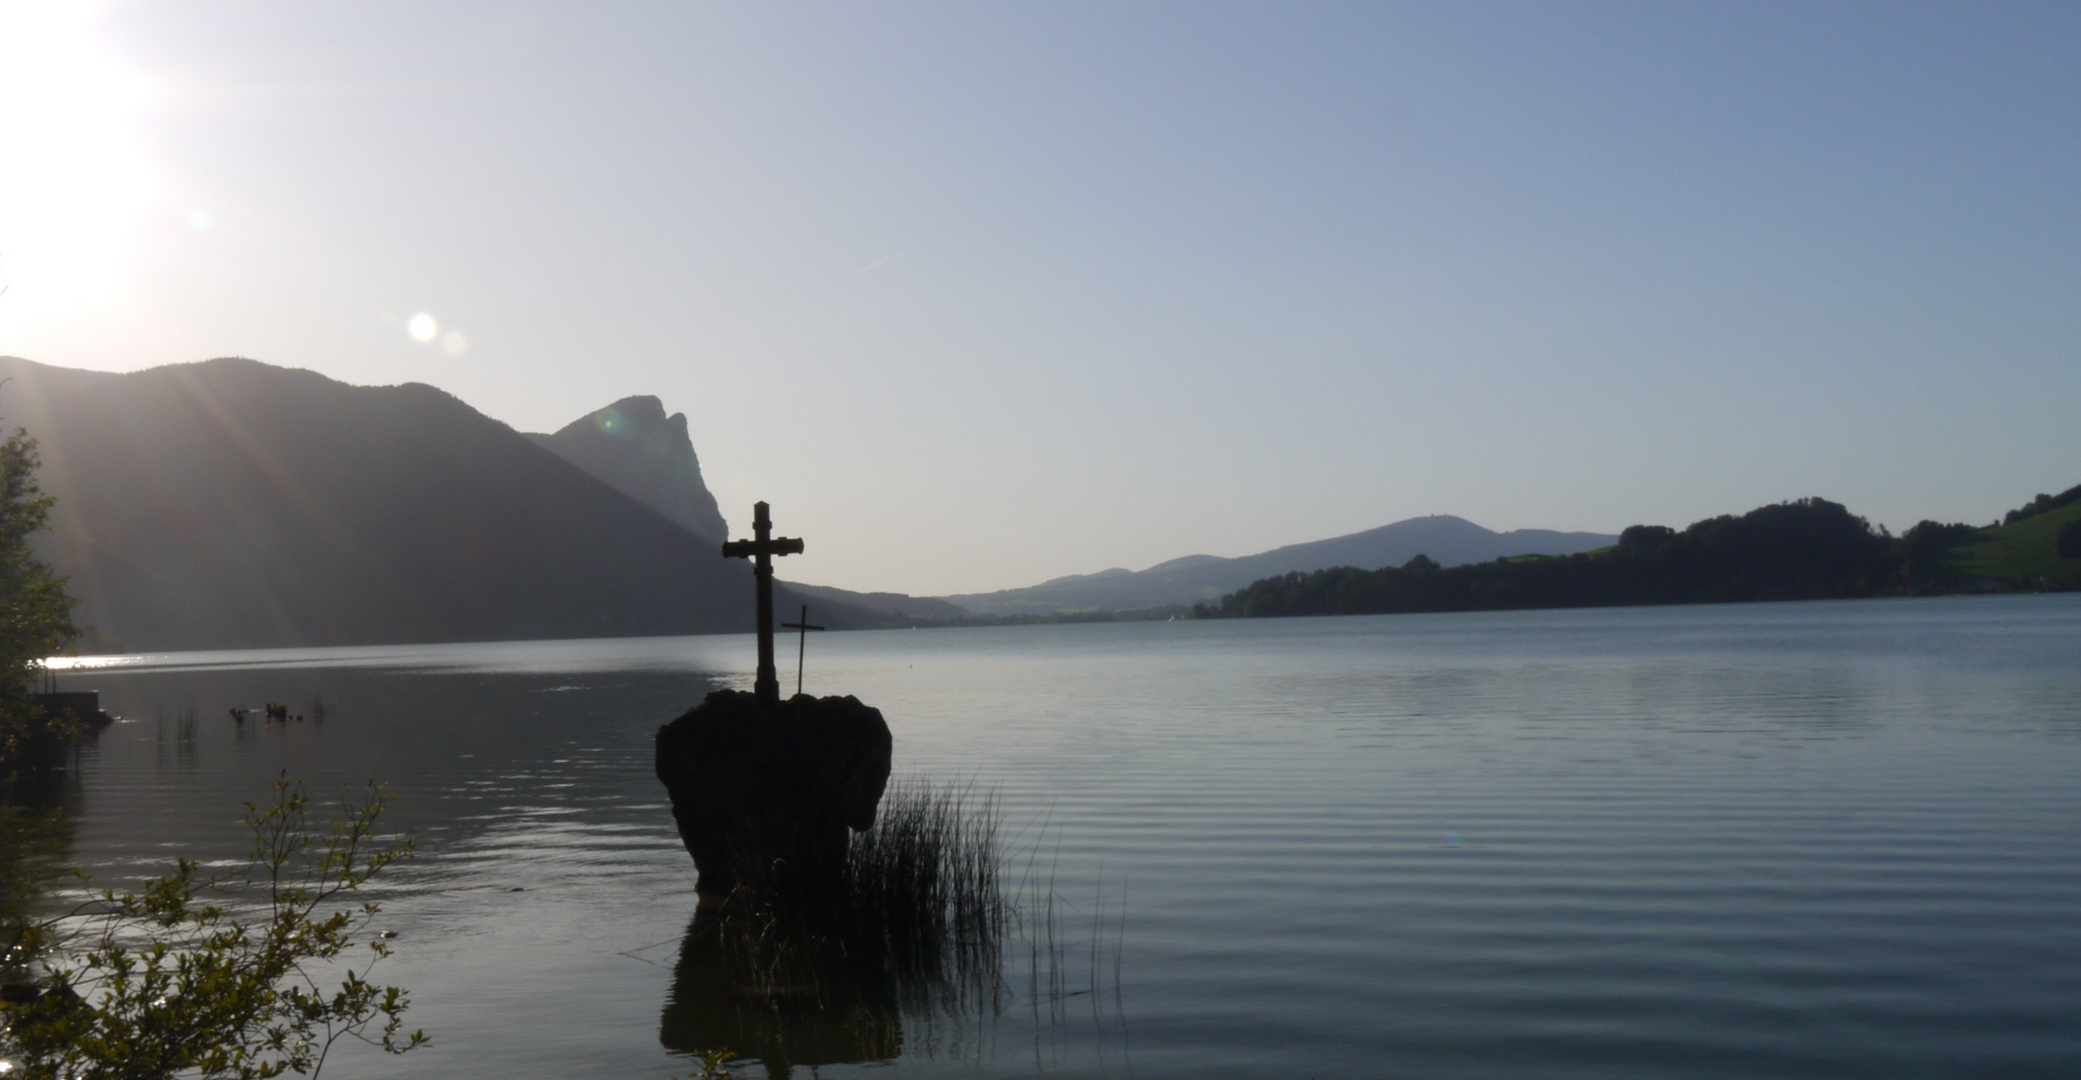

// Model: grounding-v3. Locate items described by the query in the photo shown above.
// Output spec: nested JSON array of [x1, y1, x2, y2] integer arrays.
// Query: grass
[[1951, 501, 2081, 587]]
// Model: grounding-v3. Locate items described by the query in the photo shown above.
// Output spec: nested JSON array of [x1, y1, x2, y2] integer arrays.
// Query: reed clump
[[843, 777, 1005, 986], [698, 777, 1007, 1017]]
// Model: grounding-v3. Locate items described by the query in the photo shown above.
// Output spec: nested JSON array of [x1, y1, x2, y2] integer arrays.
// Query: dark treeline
[[1197, 497, 2003, 620], [865, 605, 1191, 630]]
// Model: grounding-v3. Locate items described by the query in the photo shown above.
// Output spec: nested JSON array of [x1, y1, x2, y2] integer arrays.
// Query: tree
[[0, 428, 77, 770], [1619, 524, 1675, 553], [0, 776, 426, 1079], [2058, 520, 2081, 561]]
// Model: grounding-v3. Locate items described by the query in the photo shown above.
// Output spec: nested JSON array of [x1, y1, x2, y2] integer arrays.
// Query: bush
[[2058, 520, 2081, 561], [0, 775, 425, 1079]]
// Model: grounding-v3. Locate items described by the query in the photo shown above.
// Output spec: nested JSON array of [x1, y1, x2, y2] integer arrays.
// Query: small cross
[[721, 501, 804, 705], [780, 604, 825, 698]]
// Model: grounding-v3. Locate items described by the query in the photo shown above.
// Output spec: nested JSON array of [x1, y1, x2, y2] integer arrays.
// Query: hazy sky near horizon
[[1, 2, 2076, 596]]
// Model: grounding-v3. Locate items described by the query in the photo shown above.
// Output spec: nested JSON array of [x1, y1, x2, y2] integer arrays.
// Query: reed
[[842, 776, 1006, 990], [693, 776, 1007, 1018]]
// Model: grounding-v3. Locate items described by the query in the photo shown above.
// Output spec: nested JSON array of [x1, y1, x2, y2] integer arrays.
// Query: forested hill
[[1202, 495, 2080, 619]]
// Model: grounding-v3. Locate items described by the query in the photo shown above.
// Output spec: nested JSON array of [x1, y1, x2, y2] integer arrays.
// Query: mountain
[[0, 356, 876, 651], [939, 515, 1619, 615], [519, 397, 963, 623], [782, 582, 972, 622], [525, 396, 730, 544]]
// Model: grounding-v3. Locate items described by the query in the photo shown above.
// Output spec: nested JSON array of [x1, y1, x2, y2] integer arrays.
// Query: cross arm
[[722, 537, 805, 559]]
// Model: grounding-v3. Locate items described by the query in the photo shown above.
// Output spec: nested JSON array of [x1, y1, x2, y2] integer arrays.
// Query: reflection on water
[[0, 773, 79, 984], [14, 596, 2081, 1077], [660, 899, 903, 1076], [658, 775, 1062, 1078]]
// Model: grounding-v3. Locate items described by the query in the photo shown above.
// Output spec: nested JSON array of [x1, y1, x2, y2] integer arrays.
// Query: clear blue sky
[[1, 2, 2076, 595]]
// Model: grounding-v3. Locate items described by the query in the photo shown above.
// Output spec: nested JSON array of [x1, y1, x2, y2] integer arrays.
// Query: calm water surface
[[32, 595, 2081, 1078]]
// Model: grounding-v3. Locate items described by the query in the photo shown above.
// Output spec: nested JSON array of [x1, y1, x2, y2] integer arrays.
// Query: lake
[[26, 595, 2081, 1078]]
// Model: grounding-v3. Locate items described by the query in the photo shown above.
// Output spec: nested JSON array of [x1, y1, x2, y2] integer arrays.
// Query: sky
[[0, 1, 2076, 597]]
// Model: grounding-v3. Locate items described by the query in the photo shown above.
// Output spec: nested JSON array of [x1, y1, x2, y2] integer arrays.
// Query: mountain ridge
[[0, 354, 1629, 637], [0, 355, 878, 650], [936, 514, 1619, 615]]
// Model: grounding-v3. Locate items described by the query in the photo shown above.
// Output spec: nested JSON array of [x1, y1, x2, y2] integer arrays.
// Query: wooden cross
[[721, 501, 804, 705], [781, 604, 824, 697]]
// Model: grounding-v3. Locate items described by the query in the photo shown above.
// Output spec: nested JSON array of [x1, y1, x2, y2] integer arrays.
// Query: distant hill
[[0, 356, 877, 651], [1208, 497, 1892, 618], [525, 396, 730, 544], [1205, 492, 2081, 621], [939, 515, 1618, 615], [783, 582, 972, 622], [1953, 500, 2081, 588], [1998, 482, 2081, 527]]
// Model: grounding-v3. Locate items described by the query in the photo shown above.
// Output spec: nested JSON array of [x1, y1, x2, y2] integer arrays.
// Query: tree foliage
[[0, 429, 77, 770], [1896, 519, 1982, 583], [0, 776, 426, 1079]]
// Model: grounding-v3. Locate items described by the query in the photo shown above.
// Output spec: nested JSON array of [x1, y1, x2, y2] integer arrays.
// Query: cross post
[[781, 604, 825, 697], [721, 501, 804, 705]]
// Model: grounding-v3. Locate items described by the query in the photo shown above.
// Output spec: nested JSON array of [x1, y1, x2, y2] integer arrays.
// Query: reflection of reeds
[[664, 779, 1002, 1072], [696, 778, 1007, 1012], [667, 778, 1125, 1073]]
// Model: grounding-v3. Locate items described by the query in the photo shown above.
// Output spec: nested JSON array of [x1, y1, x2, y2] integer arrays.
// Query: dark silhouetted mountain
[[939, 515, 1618, 615], [520, 396, 958, 623], [525, 396, 730, 544], [0, 356, 875, 650]]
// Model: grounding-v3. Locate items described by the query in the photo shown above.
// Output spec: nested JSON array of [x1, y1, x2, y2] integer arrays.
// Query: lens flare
[[440, 330, 468, 355], [407, 312, 439, 343]]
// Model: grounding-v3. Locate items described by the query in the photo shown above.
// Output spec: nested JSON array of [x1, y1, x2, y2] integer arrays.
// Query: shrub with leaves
[[0, 775, 426, 1079]]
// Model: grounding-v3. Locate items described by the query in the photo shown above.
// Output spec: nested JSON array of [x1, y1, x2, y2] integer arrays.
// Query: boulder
[[655, 690, 892, 896]]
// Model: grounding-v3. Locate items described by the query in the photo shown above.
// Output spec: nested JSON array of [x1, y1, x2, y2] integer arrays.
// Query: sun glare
[[0, 0, 156, 327]]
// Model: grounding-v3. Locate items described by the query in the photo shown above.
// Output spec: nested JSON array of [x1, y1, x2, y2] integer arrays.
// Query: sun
[[0, 0, 156, 324]]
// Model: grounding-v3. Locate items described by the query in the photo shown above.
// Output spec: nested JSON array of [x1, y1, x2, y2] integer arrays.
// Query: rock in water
[[655, 689, 893, 895]]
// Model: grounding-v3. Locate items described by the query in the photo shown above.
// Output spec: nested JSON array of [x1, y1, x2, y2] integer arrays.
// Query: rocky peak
[[529, 395, 730, 544]]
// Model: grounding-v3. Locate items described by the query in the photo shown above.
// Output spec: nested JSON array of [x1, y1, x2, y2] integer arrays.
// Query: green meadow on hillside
[[1953, 501, 2081, 588]]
